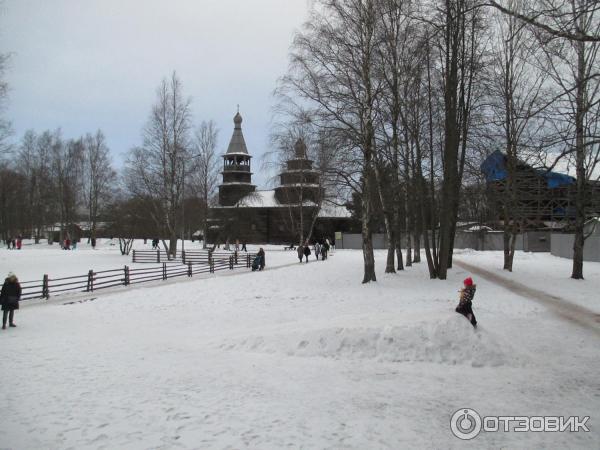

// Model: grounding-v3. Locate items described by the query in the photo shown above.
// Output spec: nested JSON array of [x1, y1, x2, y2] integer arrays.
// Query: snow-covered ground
[[454, 249, 600, 313], [1, 249, 599, 448], [0, 239, 280, 282]]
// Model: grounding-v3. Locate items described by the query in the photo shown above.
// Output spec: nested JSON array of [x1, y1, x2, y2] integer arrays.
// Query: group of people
[[296, 238, 332, 263], [5, 237, 22, 250], [62, 237, 78, 250]]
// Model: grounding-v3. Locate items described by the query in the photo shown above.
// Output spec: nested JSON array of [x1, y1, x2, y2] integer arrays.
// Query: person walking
[[303, 242, 311, 263], [91, 237, 97, 249], [297, 244, 304, 263], [1, 273, 21, 329], [241, 241, 247, 252], [16, 236, 22, 250], [321, 241, 329, 260], [314, 242, 321, 260]]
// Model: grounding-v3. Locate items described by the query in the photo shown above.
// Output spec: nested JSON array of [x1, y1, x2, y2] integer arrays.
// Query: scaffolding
[[482, 151, 600, 230]]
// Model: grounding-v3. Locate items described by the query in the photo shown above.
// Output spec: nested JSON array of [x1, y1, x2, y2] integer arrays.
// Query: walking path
[[454, 258, 600, 336]]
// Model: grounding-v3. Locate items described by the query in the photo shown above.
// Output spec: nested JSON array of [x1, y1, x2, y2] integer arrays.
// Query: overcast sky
[[1, 0, 310, 188]]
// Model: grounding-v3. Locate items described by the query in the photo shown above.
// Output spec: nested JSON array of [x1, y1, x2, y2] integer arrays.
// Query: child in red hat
[[456, 277, 477, 328]]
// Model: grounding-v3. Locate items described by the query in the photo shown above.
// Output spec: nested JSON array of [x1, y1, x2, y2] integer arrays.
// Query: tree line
[[274, 0, 600, 281], [0, 70, 221, 256]]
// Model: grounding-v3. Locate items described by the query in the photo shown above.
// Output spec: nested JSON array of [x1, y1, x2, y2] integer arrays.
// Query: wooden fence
[[19, 252, 256, 301], [131, 249, 241, 265]]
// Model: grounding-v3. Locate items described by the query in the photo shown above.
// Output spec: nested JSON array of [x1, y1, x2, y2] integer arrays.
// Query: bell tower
[[218, 111, 256, 206]]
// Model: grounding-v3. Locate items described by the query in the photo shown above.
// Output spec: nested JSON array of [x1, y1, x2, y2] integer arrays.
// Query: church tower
[[218, 111, 256, 206], [274, 138, 322, 205]]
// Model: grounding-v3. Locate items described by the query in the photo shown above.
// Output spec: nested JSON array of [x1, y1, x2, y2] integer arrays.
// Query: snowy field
[[1, 248, 599, 448], [0, 239, 279, 282]]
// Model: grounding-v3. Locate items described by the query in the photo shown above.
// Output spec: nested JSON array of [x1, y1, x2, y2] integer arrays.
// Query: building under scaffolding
[[481, 150, 600, 230]]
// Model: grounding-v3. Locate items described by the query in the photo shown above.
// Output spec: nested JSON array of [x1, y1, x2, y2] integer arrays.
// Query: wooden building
[[208, 112, 356, 244], [481, 150, 600, 230]]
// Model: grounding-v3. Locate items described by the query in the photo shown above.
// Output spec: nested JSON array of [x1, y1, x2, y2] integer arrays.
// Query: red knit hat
[[463, 277, 473, 287]]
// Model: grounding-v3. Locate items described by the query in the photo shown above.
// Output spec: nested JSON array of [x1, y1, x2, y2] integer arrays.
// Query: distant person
[[297, 244, 304, 263], [252, 248, 265, 271], [6, 237, 12, 250], [91, 237, 97, 249], [72, 239, 77, 250], [235, 239, 240, 252], [16, 236, 22, 250], [327, 237, 334, 251], [1, 272, 21, 329], [321, 241, 329, 260], [314, 242, 321, 260], [64, 238, 71, 250], [241, 241, 247, 252], [455, 277, 477, 328], [303, 243, 311, 263]]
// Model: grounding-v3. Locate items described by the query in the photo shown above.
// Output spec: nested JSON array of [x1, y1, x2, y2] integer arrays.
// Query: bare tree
[[83, 130, 116, 242], [50, 132, 84, 243], [0, 47, 12, 157], [281, 0, 381, 283], [125, 72, 192, 258], [487, 0, 550, 271], [536, 0, 600, 279], [189, 120, 220, 248], [487, 0, 600, 42], [430, 0, 485, 279]]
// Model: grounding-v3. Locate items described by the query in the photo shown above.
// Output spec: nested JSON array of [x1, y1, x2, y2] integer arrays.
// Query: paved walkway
[[454, 259, 600, 337]]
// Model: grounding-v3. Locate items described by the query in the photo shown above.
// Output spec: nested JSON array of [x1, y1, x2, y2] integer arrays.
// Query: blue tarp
[[481, 150, 575, 188]]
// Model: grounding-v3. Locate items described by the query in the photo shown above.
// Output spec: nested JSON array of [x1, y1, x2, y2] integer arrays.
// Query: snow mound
[[218, 314, 523, 368]]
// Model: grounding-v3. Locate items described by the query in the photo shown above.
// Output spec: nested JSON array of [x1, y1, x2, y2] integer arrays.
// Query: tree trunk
[[361, 172, 376, 284], [572, 39, 586, 280]]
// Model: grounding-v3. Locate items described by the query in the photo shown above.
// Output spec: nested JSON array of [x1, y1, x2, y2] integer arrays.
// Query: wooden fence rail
[[131, 249, 243, 265], [19, 253, 256, 301]]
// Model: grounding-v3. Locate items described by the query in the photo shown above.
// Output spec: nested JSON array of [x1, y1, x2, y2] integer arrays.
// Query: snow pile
[[217, 314, 521, 367]]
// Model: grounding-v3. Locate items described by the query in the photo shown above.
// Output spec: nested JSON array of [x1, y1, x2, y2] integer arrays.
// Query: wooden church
[[208, 111, 355, 244]]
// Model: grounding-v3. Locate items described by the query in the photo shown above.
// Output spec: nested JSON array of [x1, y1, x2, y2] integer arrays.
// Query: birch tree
[[125, 72, 192, 258]]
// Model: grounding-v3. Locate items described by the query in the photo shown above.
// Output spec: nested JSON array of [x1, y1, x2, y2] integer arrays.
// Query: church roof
[[226, 111, 249, 155], [231, 190, 352, 218]]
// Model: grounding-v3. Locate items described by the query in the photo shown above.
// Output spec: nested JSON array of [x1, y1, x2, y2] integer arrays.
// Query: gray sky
[[1, 0, 310, 188]]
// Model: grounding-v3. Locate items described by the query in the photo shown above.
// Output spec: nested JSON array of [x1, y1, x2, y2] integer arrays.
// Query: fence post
[[86, 270, 94, 292], [188, 261, 192, 277], [157, 250, 160, 263], [247, 254, 251, 268], [124, 265, 130, 286], [229, 255, 234, 270], [234, 250, 238, 265], [162, 262, 167, 280], [182, 250, 186, 264], [42, 274, 49, 299], [132, 249, 136, 263], [210, 256, 215, 273]]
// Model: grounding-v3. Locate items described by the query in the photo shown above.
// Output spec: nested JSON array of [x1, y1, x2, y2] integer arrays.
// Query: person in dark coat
[[303, 243, 311, 263], [297, 244, 304, 263], [455, 277, 477, 328], [1, 273, 21, 329], [321, 241, 329, 260], [256, 248, 266, 271]]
